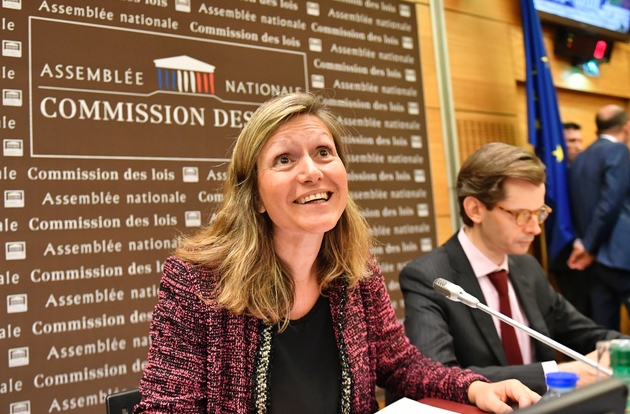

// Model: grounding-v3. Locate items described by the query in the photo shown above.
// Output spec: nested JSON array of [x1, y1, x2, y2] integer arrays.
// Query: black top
[[269, 294, 341, 414]]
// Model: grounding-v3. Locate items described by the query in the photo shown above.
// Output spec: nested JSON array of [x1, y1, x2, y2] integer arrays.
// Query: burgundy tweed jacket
[[136, 256, 487, 413]]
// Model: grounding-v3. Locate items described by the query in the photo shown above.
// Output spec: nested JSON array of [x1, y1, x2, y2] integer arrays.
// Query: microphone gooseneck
[[431, 278, 613, 377]]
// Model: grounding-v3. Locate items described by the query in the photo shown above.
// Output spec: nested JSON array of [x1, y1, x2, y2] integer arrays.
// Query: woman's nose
[[298, 156, 323, 182]]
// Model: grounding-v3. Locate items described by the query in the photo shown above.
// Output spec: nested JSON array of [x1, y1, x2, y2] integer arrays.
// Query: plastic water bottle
[[539, 372, 579, 402]]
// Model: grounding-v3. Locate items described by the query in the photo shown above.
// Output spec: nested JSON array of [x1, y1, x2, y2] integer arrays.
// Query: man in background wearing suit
[[568, 105, 630, 331], [400, 143, 625, 395], [551, 122, 590, 318]]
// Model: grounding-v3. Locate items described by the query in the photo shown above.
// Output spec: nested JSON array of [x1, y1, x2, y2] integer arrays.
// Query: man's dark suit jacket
[[400, 235, 624, 394], [569, 137, 630, 271]]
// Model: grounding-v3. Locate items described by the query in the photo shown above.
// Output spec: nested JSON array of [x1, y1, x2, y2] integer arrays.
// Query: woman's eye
[[276, 155, 290, 165], [319, 148, 331, 157]]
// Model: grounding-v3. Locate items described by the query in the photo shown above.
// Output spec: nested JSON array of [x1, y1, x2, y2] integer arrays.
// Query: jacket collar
[[445, 236, 507, 364]]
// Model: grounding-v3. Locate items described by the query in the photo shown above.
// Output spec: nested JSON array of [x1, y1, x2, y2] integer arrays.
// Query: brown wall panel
[[444, 0, 521, 26], [556, 90, 628, 146], [516, 86, 529, 152], [446, 10, 518, 114], [455, 111, 521, 160], [435, 215, 453, 247]]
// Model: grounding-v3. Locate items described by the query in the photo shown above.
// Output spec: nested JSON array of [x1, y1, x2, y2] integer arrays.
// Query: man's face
[[477, 178, 545, 261], [564, 128, 583, 163]]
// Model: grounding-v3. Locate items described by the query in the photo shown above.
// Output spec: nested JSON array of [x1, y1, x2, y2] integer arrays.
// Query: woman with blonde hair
[[136, 92, 539, 413]]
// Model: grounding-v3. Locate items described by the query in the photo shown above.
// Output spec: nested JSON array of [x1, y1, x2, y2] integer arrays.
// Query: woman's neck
[[274, 233, 322, 280], [273, 233, 323, 320]]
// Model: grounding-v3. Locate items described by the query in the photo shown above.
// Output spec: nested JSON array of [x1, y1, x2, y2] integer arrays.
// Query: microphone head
[[432, 278, 480, 308], [432, 278, 452, 298]]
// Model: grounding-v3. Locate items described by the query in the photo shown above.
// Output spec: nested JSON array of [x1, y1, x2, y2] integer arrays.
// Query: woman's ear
[[462, 196, 486, 225], [256, 198, 266, 214]]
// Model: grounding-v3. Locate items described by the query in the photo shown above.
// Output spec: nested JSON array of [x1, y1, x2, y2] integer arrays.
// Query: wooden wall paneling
[[443, 0, 521, 26], [556, 89, 627, 147], [436, 216, 455, 246], [445, 10, 519, 114], [511, 24, 526, 82], [455, 111, 521, 161], [515, 86, 530, 152], [591, 45, 630, 98]]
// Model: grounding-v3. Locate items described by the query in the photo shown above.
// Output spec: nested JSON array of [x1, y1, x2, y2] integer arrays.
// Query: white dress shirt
[[458, 227, 558, 373]]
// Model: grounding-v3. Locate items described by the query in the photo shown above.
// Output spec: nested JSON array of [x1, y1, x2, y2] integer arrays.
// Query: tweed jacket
[[136, 256, 487, 413]]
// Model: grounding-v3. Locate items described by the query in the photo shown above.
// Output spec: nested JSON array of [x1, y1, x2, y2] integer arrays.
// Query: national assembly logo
[[154, 55, 216, 95]]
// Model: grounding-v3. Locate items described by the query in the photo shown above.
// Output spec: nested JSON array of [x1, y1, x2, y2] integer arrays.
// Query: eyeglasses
[[495, 205, 552, 226]]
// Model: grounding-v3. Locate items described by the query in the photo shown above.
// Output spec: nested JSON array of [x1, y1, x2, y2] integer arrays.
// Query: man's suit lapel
[[445, 236, 508, 365], [507, 256, 546, 333], [508, 256, 555, 361]]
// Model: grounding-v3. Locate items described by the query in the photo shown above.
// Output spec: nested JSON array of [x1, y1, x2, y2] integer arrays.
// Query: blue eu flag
[[520, 0, 574, 263]]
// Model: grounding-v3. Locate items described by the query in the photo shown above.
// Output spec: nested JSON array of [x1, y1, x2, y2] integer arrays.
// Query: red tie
[[487, 270, 524, 365]]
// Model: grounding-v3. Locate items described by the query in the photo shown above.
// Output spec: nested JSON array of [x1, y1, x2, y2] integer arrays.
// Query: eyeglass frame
[[495, 204, 552, 226]]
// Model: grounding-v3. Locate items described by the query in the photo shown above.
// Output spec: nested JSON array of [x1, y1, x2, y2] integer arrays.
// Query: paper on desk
[[378, 397, 460, 413]]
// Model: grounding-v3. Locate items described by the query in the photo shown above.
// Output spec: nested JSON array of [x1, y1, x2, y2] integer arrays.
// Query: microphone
[[432, 278, 613, 377], [433, 278, 480, 307]]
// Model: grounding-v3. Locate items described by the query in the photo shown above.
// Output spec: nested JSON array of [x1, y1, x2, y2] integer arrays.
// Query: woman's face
[[256, 114, 348, 241]]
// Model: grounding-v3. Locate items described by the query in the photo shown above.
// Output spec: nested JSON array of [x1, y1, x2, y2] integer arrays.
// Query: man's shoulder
[[400, 238, 457, 283], [583, 137, 627, 156], [406, 241, 450, 266], [574, 140, 629, 172]]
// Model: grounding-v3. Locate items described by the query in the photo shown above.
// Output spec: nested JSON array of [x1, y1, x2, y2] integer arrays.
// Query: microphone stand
[[477, 302, 613, 377]]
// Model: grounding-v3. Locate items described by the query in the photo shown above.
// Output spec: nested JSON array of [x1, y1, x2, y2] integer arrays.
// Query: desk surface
[[419, 398, 486, 413]]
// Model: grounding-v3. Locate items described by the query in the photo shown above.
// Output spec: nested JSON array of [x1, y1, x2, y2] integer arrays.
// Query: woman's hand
[[467, 380, 541, 413]]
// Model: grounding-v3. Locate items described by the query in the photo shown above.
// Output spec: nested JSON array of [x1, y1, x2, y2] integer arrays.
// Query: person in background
[[568, 105, 630, 331], [551, 121, 590, 318], [135, 93, 539, 413], [401, 142, 626, 395], [563, 122, 583, 165]]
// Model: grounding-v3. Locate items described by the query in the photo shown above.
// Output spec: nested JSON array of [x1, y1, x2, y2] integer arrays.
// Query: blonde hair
[[176, 92, 372, 327]]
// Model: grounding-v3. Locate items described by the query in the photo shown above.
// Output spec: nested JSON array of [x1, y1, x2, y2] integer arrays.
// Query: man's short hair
[[596, 108, 629, 133], [457, 142, 546, 226], [563, 122, 581, 130]]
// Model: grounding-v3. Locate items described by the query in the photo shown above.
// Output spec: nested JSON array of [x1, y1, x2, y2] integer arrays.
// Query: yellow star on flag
[[552, 144, 564, 163]]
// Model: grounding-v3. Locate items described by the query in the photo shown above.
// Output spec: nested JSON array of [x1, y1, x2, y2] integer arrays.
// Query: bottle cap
[[545, 372, 579, 388]]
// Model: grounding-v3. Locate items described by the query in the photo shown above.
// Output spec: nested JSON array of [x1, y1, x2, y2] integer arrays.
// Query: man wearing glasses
[[399, 142, 625, 395]]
